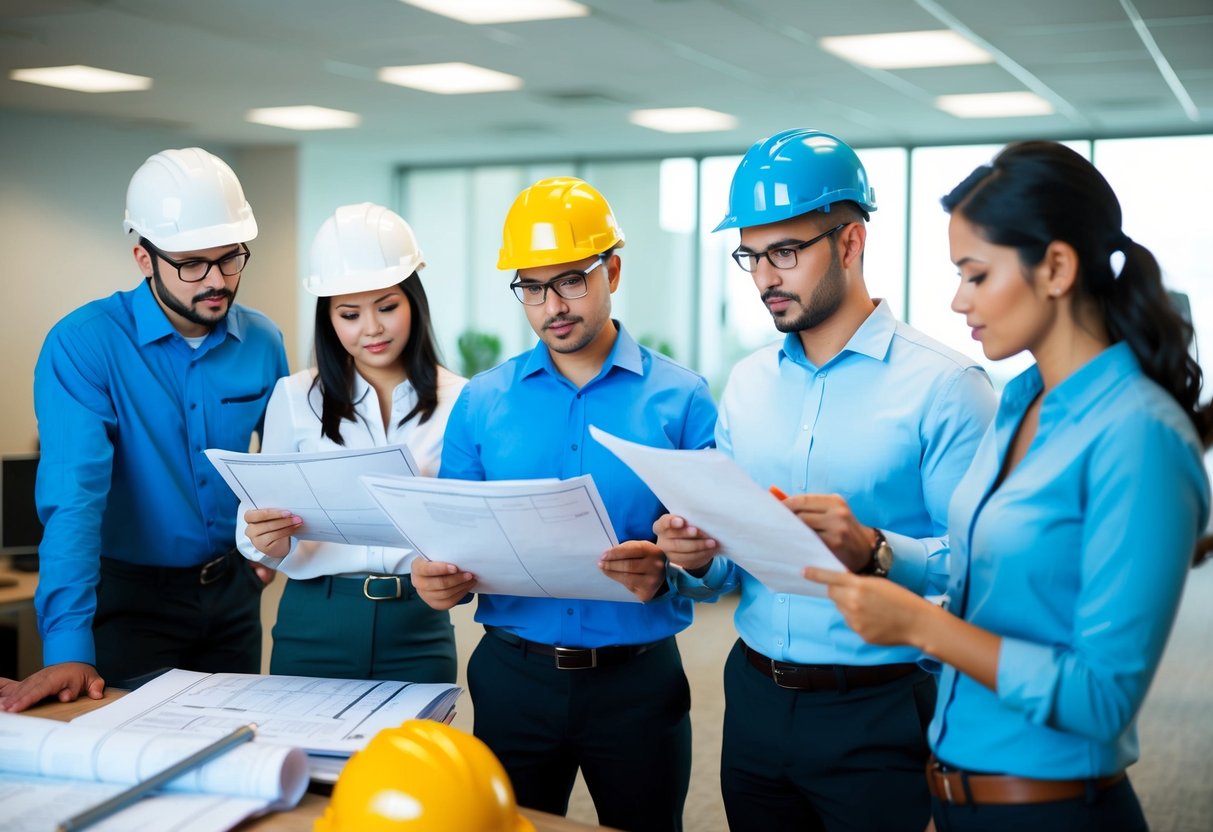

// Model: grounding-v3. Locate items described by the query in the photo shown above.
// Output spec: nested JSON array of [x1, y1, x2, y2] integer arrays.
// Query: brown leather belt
[[743, 643, 917, 691], [927, 757, 1126, 806], [486, 626, 664, 671]]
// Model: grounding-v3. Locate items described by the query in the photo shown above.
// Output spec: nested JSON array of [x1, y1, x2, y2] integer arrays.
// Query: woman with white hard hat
[[237, 203, 465, 682]]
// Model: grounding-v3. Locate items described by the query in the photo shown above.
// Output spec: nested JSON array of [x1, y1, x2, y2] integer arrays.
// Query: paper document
[[0, 711, 308, 832], [205, 444, 420, 547], [589, 426, 843, 596], [361, 473, 639, 604], [72, 669, 461, 760]]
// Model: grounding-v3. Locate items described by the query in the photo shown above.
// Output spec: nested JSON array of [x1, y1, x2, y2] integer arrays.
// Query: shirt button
[[802, 425, 809, 431], [776, 639, 784, 646], [190, 403, 197, 411], [566, 608, 574, 615], [571, 443, 578, 451], [576, 393, 582, 399], [206, 519, 215, 527], [199, 477, 207, 486], [778, 596, 785, 604], [816, 371, 826, 379]]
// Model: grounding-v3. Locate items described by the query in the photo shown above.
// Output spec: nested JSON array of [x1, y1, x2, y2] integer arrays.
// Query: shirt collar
[[778, 299, 896, 370], [351, 371, 416, 408], [133, 280, 235, 347], [1002, 341, 1139, 421], [521, 319, 643, 382]]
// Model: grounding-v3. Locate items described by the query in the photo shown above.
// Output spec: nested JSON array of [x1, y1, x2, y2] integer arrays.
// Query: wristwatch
[[860, 529, 893, 578]]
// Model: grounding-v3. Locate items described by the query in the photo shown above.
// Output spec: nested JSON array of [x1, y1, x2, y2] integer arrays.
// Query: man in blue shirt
[[656, 129, 997, 831], [0, 148, 288, 713], [412, 177, 717, 832]]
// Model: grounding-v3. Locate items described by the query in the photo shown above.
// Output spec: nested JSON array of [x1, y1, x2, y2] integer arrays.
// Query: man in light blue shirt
[[657, 129, 996, 831], [0, 148, 288, 714], [413, 177, 717, 832]]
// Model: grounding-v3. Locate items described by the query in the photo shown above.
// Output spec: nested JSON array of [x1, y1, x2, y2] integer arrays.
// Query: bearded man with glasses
[[412, 177, 717, 832], [655, 129, 998, 832], [0, 148, 288, 714]]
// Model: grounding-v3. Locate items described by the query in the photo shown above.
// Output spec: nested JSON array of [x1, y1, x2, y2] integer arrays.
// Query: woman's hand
[[803, 566, 931, 647], [243, 508, 302, 558]]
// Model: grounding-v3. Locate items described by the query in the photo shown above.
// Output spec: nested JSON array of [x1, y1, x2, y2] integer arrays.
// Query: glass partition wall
[[400, 136, 1211, 395]]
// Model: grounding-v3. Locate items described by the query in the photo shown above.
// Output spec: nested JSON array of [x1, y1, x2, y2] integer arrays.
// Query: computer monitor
[[1, 453, 42, 569]]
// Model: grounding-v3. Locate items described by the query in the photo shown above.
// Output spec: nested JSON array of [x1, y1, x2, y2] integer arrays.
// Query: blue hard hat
[[714, 128, 877, 231]]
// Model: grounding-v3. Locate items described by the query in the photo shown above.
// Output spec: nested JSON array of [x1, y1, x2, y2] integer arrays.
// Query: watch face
[[875, 541, 893, 572]]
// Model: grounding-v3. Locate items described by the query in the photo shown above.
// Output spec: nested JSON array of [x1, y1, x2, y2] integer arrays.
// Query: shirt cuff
[[882, 529, 929, 593], [42, 628, 96, 668], [668, 556, 728, 598], [996, 636, 1059, 725]]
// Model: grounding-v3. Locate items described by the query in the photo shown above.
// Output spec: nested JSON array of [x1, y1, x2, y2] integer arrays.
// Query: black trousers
[[93, 551, 262, 683], [467, 630, 691, 832], [931, 777, 1148, 832], [720, 639, 936, 832]]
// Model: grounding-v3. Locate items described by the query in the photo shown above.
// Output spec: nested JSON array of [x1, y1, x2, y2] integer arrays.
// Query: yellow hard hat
[[497, 176, 625, 270], [315, 720, 535, 832]]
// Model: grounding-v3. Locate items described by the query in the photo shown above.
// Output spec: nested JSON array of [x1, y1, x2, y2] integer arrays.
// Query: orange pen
[[768, 485, 789, 501]]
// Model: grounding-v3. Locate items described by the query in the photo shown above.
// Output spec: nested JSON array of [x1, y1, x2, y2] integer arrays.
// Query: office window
[[1094, 135, 1213, 381]]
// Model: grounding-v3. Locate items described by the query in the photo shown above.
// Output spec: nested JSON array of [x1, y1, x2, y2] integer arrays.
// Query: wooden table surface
[[28, 691, 616, 831]]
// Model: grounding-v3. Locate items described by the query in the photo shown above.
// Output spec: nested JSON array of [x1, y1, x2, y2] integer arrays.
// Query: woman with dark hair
[[238, 203, 466, 683], [806, 141, 1210, 831]]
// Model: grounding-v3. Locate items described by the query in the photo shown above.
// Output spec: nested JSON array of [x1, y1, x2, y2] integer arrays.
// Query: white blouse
[[236, 365, 466, 578]]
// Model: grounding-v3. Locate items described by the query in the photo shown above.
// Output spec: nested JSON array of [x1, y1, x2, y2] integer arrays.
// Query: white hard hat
[[305, 202, 426, 297], [123, 148, 257, 251]]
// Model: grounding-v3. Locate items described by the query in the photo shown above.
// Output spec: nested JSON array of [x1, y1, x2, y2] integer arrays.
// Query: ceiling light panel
[[401, 0, 589, 25], [246, 106, 361, 130], [378, 63, 523, 94], [819, 30, 994, 70], [628, 107, 738, 133], [9, 65, 152, 93], [935, 92, 1054, 118]]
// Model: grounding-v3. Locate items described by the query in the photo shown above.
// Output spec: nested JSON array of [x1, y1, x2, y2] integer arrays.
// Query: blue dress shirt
[[33, 282, 289, 666], [439, 322, 718, 647], [931, 342, 1210, 778], [674, 301, 996, 665]]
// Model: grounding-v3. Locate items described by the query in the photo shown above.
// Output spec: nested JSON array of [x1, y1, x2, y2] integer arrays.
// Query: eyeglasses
[[141, 238, 251, 283], [510, 255, 606, 306], [731, 224, 845, 273]]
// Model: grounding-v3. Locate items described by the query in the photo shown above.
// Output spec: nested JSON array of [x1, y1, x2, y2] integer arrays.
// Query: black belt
[[486, 626, 664, 670], [100, 549, 234, 586], [744, 643, 917, 691]]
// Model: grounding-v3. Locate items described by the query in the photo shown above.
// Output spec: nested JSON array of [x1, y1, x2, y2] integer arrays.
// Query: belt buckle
[[770, 662, 801, 690], [554, 646, 596, 670], [363, 575, 402, 601], [199, 555, 227, 585]]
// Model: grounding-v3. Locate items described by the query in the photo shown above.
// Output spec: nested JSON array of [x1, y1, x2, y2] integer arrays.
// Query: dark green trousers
[[270, 574, 456, 683], [94, 551, 262, 684]]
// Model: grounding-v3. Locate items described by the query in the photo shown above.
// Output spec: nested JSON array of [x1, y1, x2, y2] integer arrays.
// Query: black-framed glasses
[[510, 255, 606, 306], [141, 237, 251, 283], [731, 224, 845, 273]]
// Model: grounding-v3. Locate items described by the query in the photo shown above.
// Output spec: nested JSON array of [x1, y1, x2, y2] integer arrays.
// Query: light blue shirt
[[33, 282, 289, 666], [931, 342, 1210, 778], [439, 322, 718, 647], [674, 301, 996, 665]]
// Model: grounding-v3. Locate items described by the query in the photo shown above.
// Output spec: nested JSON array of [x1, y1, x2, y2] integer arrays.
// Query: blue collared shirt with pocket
[[439, 322, 718, 647], [33, 281, 288, 665]]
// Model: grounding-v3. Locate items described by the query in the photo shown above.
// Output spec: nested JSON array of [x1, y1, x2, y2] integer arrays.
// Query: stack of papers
[[71, 669, 463, 785]]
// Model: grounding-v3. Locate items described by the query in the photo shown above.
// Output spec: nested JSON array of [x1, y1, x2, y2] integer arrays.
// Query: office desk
[[29, 692, 616, 831], [0, 565, 40, 678]]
